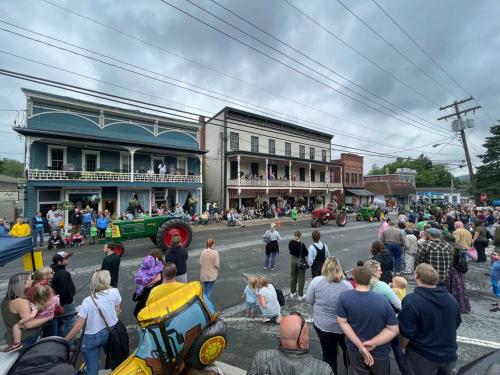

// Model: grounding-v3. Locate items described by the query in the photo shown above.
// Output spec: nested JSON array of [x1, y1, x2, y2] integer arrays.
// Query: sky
[[0, 0, 498, 175]]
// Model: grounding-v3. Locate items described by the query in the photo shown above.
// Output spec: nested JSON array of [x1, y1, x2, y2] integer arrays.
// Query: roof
[[416, 187, 469, 194], [365, 181, 415, 196], [0, 174, 20, 184], [345, 188, 374, 196], [210, 106, 333, 140]]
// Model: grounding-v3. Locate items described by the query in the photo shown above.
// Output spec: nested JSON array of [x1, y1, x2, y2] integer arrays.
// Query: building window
[[311, 169, 316, 182], [320, 171, 325, 182], [230, 160, 238, 179], [251, 136, 259, 153], [299, 168, 305, 181], [322, 150, 327, 162], [251, 162, 259, 178], [346, 173, 350, 184], [48, 146, 66, 170], [285, 142, 291, 157], [285, 166, 290, 179], [121, 153, 131, 173], [82, 151, 100, 172], [358, 174, 362, 184], [229, 132, 239, 151], [299, 145, 305, 159], [310, 147, 315, 160], [268, 139, 275, 155]]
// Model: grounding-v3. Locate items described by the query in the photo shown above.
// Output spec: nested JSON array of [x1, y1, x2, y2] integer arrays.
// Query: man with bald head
[[247, 313, 333, 375], [453, 221, 472, 249]]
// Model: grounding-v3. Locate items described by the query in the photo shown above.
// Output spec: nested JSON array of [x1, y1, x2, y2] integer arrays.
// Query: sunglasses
[[290, 311, 305, 347]]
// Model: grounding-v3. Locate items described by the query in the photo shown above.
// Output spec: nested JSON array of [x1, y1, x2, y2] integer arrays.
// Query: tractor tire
[[113, 243, 125, 257], [311, 218, 321, 228], [150, 236, 157, 246], [356, 213, 362, 221], [323, 218, 329, 225], [336, 211, 347, 227], [156, 219, 193, 252], [185, 320, 227, 369]]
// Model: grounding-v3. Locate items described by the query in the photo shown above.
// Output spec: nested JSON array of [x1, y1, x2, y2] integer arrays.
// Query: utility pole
[[437, 97, 480, 204]]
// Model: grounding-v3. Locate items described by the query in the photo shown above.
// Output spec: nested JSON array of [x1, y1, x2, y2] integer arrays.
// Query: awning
[[0, 237, 34, 267], [346, 189, 374, 197]]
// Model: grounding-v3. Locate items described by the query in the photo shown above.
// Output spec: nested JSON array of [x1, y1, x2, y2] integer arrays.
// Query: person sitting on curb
[[247, 313, 333, 375]]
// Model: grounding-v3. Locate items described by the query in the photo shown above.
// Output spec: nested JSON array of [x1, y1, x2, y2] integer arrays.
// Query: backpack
[[454, 249, 469, 274], [262, 230, 271, 243], [274, 286, 285, 306]]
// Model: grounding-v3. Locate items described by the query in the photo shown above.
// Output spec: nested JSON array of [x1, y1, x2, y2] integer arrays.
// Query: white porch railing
[[228, 179, 327, 188], [28, 169, 201, 183]]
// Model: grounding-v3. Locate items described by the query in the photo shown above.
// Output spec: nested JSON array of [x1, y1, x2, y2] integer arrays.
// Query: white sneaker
[[290, 293, 296, 298], [263, 266, 268, 270], [298, 295, 306, 301]]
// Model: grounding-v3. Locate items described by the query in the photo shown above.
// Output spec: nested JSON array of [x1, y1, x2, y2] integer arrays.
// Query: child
[[242, 276, 257, 318], [105, 223, 113, 240], [490, 250, 500, 312], [72, 231, 82, 247], [9, 284, 60, 352], [391, 276, 408, 301], [89, 221, 98, 245]]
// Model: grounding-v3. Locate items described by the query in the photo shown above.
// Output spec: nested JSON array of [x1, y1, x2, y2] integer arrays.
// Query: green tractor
[[105, 216, 193, 257], [356, 207, 383, 223]]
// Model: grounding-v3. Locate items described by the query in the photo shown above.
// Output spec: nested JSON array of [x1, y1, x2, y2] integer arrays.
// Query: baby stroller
[[6, 337, 75, 375]]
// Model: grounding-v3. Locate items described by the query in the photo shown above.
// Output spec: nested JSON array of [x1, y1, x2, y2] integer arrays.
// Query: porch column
[[124, 147, 140, 182], [237, 155, 241, 187], [289, 160, 292, 187], [25, 136, 31, 171], [265, 158, 269, 187], [309, 163, 312, 188]]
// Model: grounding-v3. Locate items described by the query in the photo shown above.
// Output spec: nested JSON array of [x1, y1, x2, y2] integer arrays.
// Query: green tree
[[476, 123, 500, 199], [368, 154, 460, 187], [0, 158, 24, 178]]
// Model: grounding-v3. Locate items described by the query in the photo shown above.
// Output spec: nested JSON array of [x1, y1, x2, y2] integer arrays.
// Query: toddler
[[391, 276, 408, 301], [242, 276, 257, 318], [10, 284, 60, 352], [72, 231, 82, 247], [105, 223, 113, 240], [89, 221, 98, 245], [490, 250, 500, 312]]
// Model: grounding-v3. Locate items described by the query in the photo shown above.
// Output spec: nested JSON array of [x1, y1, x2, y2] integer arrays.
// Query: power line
[[196, 0, 439, 129], [157, 0, 450, 137], [335, 0, 458, 99], [0, 24, 446, 144], [0, 68, 460, 163], [38, 0, 454, 140]]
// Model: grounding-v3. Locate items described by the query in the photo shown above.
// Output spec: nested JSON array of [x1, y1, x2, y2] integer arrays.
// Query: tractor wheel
[[336, 211, 347, 227], [323, 218, 329, 225], [185, 320, 227, 369], [113, 243, 125, 257], [150, 236, 157, 246], [311, 218, 321, 228], [156, 219, 193, 252], [356, 213, 362, 221]]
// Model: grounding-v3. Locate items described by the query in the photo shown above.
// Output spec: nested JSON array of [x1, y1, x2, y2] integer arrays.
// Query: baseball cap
[[426, 228, 442, 238], [52, 251, 73, 264]]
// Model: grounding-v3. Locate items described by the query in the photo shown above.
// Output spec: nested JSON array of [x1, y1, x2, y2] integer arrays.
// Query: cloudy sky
[[0, 0, 498, 174]]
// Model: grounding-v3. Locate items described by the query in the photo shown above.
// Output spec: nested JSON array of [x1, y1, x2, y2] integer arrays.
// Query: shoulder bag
[[90, 295, 129, 370], [297, 241, 309, 270]]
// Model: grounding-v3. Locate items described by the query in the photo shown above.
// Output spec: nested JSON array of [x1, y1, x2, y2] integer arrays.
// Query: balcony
[[227, 178, 327, 189], [28, 169, 201, 183]]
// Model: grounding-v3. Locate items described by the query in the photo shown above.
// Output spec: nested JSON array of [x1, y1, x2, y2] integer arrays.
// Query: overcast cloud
[[0, 0, 498, 174]]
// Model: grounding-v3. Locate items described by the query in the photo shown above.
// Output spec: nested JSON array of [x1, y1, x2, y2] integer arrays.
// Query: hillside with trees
[[0, 158, 24, 178], [475, 123, 500, 198]]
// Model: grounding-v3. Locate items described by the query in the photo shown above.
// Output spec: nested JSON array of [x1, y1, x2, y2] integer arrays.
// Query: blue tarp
[[0, 237, 34, 267]]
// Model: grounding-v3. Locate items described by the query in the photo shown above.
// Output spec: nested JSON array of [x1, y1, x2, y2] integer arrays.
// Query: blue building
[[15, 89, 204, 223]]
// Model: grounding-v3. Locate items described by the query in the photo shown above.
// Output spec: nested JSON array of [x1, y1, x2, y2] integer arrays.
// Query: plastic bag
[[467, 248, 478, 262]]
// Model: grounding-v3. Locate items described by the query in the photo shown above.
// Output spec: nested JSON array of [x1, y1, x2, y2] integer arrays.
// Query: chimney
[[199, 116, 206, 150]]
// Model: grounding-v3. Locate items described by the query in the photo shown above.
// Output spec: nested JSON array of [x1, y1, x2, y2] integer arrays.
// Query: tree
[[476, 123, 500, 199], [368, 154, 461, 188], [0, 158, 24, 178]]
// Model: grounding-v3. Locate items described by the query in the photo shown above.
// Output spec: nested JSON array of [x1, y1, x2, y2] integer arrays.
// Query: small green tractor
[[356, 207, 383, 222], [105, 216, 193, 256]]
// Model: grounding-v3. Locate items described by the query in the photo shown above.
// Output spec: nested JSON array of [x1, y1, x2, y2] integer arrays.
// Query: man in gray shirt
[[381, 221, 406, 274]]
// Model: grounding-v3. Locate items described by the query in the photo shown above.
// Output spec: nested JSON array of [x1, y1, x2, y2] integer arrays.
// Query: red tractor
[[311, 206, 347, 227]]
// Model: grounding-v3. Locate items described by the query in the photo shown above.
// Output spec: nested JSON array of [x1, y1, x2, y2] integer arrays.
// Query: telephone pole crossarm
[[439, 97, 474, 111], [437, 105, 481, 121]]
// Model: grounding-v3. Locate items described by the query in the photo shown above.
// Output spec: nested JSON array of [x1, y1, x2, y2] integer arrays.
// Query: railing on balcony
[[228, 178, 328, 188], [28, 169, 201, 183]]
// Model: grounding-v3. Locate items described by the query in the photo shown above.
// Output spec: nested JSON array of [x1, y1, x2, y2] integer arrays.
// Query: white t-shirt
[[79, 288, 121, 335]]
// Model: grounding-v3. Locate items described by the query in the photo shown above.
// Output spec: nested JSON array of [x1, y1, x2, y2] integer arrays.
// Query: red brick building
[[331, 153, 373, 207]]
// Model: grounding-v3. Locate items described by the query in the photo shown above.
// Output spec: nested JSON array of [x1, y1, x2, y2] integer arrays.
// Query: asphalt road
[[1, 217, 498, 374]]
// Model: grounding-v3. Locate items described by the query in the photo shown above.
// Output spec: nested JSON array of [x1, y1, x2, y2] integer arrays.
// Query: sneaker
[[298, 295, 306, 301], [263, 266, 268, 270], [270, 268, 275, 271], [290, 293, 296, 298]]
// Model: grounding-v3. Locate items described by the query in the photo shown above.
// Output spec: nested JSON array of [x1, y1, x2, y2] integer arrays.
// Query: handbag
[[466, 248, 478, 262], [90, 295, 129, 370], [297, 241, 309, 270]]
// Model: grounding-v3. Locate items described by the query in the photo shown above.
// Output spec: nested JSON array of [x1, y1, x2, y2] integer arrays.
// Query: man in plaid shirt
[[416, 228, 454, 285]]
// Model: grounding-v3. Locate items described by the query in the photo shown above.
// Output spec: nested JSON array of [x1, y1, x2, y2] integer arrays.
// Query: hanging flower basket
[[277, 196, 284, 202], [315, 196, 324, 204], [296, 197, 305, 205], [188, 197, 198, 207], [58, 201, 75, 211], [128, 199, 140, 208], [90, 194, 100, 204]]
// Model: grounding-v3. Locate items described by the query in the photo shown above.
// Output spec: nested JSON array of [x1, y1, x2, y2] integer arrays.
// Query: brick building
[[331, 153, 373, 207]]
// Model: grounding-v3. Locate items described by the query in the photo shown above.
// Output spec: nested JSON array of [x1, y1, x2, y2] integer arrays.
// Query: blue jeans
[[32, 227, 44, 247], [264, 252, 277, 269], [83, 222, 91, 239], [386, 243, 403, 273], [391, 335, 403, 370], [42, 319, 58, 337], [56, 303, 77, 338], [81, 328, 109, 375], [203, 281, 215, 298]]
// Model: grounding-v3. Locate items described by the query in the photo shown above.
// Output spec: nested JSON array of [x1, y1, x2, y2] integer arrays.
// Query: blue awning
[[0, 237, 34, 267]]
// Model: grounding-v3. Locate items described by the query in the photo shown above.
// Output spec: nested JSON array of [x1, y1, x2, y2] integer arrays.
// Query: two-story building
[[332, 153, 373, 207], [15, 89, 204, 223], [204, 107, 338, 209]]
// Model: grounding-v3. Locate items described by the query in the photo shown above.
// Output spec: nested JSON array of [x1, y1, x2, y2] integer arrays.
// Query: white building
[[204, 108, 341, 209]]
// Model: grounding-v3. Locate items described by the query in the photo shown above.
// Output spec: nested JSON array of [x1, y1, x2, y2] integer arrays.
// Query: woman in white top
[[256, 276, 281, 323], [263, 223, 281, 270], [65, 270, 121, 375]]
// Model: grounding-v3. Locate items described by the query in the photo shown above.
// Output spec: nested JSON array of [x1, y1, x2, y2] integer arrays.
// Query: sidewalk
[[191, 214, 311, 233]]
